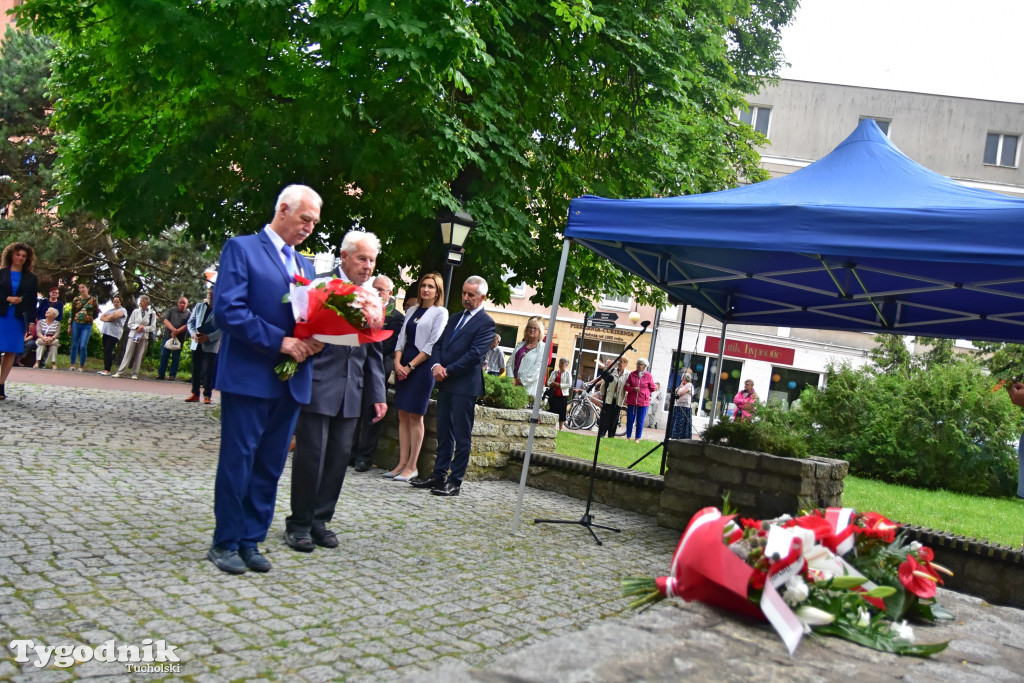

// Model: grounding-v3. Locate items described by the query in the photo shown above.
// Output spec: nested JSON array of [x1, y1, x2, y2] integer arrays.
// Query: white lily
[[795, 606, 835, 627]]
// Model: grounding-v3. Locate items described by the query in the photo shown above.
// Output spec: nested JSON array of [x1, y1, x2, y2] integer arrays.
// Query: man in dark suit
[[207, 184, 324, 575], [284, 231, 387, 551], [351, 274, 404, 472], [410, 275, 495, 497]]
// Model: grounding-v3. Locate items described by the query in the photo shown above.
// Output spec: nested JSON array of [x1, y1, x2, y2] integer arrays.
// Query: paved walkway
[[2, 371, 1024, 681]]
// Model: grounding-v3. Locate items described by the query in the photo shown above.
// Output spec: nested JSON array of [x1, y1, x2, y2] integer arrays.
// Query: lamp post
[[438, 209, 477, 307]]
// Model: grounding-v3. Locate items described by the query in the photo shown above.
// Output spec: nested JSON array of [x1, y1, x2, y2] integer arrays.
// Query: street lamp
[[438, 209, 477, 307]]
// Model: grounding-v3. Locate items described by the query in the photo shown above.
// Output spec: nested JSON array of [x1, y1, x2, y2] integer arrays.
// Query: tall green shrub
[[800, 361, 1021, 496]]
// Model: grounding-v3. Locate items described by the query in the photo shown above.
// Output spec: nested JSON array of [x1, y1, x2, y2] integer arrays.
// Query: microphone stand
[[535, 321, 650, 545]]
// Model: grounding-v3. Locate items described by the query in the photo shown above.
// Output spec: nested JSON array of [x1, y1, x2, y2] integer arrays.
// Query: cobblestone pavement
[[0, 383, 675, 681], [2, 379, 1024, 681]]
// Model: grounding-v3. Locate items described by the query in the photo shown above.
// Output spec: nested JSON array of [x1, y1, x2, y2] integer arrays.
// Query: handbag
[[164, 337, 182, 351]]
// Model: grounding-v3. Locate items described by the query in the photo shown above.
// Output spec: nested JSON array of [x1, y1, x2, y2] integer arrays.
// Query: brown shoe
[[184, 394, 200, 403], [203, 396, 212, 404]]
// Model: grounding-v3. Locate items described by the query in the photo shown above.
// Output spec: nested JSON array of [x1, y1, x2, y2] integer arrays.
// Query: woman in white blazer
[[389, 272, 449, 481], [506, 316, 546, 406]]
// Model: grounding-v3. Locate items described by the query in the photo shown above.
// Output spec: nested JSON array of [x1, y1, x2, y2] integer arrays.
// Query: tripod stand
[[535, 321, 650, 545]]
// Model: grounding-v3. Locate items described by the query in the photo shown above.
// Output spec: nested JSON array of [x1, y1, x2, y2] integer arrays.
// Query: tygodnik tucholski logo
[[9, 638, 181, 673]]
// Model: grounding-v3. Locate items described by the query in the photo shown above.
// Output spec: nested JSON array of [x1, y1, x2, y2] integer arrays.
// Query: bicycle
[[565, 390, 599, 430]]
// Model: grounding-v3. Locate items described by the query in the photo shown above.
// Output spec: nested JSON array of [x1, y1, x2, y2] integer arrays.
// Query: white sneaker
[[111, 373, 122, 378], [131, 375, 138, 380], [97, 371, 110, 376]]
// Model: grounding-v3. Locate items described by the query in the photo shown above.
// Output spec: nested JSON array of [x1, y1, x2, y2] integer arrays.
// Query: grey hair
[[340, 230, 381, 255], [139, 295, 150, 304], [636, 358, 648, 366], [373, 274, 394, 291], [558, 357, 569, 365], [275, 184, 322, 215], [45, 307, 58, 317], [464, 275, 488, 296]]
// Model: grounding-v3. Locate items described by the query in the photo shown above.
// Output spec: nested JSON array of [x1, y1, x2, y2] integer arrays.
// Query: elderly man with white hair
[[284, 230, 387, 552]]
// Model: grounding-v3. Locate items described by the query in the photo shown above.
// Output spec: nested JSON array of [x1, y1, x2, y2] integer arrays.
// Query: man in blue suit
[[410, 275, 495, 497], [207, 184, 324, 574], [284, 231, 387, 552]]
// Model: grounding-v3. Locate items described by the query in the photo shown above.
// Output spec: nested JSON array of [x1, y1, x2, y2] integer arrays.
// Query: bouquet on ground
[[622, 506, 952, 656], [275, 275, 392, 380]]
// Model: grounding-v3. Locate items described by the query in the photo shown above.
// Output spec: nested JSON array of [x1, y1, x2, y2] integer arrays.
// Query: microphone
[[641, 320, 651, 329]]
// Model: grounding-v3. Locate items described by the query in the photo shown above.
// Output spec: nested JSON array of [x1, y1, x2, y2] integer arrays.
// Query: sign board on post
[[588, 320, 617, 330], [704, 336, 796, 365], [591, 312, 618, 322]]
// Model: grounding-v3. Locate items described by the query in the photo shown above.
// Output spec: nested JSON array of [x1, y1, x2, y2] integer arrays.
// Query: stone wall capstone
[[658, 440, 849, 530]]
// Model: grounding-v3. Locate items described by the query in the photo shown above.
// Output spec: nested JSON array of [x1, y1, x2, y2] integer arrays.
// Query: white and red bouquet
[[622, 506, 952, 656], [275, 275, 392, 380]]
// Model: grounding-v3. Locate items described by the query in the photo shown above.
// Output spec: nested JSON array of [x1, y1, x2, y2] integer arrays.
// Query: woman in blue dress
[[388, 272, 448, 482], [0, 242, 39, 400]]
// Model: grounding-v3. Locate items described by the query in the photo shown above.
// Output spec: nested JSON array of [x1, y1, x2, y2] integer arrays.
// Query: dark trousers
[[102, 333, 119, 371], [190, 346, 219, 398], [432, 390, 476, 485], [158, 345, 182, 378], [212, 391, 300, 550], [286, 410, 358, 535], [599, 403, 621, 438]]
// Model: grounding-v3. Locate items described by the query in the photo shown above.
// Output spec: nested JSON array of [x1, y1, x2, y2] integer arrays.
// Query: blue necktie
[[281, 245, 295, 278], [452, 312, 470, 337]]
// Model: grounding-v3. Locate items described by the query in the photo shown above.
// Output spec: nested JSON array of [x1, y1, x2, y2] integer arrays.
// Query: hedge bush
[[798, 361, 1021, 497]]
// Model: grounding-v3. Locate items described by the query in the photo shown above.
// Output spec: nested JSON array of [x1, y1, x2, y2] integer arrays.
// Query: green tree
[[14, 0, 797, 309], [0, 29, 212, 314], [868, 334, 913, 376], [972, 340, 1024, 381]]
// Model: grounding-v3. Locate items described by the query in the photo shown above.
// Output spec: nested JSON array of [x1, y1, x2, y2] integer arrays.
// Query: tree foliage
[[13, 0, 797, 308], [0, 29, 213, 312]]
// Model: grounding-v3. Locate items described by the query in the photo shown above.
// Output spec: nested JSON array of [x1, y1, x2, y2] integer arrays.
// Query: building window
[[984, 132, 1019, 167], [494, 323, 519, 350], [501, 268, 526, 298], [600, 293, 630, 311], [860, 116, 890, 136], [767, 367, 821, 409], [739, 105, 771, 135]]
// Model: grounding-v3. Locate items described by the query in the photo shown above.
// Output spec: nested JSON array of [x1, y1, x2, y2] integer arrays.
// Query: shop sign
[[704, 336, 795, 365]]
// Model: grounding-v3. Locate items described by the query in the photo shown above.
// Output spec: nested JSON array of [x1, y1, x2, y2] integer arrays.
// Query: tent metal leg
[[709, 319, 728, 425], [512, 237, 571, 535]]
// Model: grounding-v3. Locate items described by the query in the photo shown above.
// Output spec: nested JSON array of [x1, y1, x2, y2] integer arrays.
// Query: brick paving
[[2, 370, 1023, 681]]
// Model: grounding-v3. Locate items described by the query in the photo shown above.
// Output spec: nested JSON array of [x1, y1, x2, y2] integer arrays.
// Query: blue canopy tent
[[510, 120, 1024, 533], [564, 119, 1024, 342]]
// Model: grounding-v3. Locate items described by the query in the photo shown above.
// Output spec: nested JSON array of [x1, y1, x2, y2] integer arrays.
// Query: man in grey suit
[[284, 231, 387, 551]]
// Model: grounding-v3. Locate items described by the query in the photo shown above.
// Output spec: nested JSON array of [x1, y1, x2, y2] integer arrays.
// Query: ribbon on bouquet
[[761, 525, 808, 655]]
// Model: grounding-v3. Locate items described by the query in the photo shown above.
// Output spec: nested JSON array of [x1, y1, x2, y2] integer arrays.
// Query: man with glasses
[[351, 274, 405, 472]]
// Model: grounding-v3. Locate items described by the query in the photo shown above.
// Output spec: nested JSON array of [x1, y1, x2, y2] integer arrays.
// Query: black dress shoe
[[283, 530, 315, 552], [311, 529, 339, 548], [353, 462, 372, 473], [410, 474, 445, 489], [207, 546, 247, 574], [238, 547, 271, 572], [431, 481, 461, 497]]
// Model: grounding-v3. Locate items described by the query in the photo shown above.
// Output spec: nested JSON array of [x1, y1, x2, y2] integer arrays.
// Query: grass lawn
[[554, 431, 1024, 548]]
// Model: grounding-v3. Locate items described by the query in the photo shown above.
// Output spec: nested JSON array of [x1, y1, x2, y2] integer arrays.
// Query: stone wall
[[658, 440, 848, 530], [370, 395, 558, 479], [506, 450, 664, 518]]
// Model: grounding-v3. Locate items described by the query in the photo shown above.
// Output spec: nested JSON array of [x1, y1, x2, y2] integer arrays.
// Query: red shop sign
[[703, 336, 795, 366]]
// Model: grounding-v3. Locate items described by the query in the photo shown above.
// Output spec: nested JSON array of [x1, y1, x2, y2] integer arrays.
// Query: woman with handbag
[[0, 242, 39, 399], [97, 296, 127, 375], [112, 295, 158, 379], [506, 316, 546, 405]]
